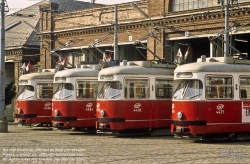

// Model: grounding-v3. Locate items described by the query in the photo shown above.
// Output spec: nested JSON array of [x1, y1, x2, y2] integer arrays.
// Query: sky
[[6, 0, 136, 15]]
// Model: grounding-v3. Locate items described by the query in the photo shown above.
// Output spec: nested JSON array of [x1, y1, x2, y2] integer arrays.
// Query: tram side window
[[155, 79, 173, 99], [37, 83, 53, 99], [205, 76, 232, 99], [240, 77, 250, 99], [124, 78, 149, 99], [76, 81, 98, 99]]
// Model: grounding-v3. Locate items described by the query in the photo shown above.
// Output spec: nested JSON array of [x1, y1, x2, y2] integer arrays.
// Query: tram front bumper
[[51, 116, 77, 122], [172, 120, 207, 126], [15, 114, 37, 118], [171, 120, 207, 138], [15, 114, 37, 124], [52, 116, 77, 129], [96, 117, 125, 130]]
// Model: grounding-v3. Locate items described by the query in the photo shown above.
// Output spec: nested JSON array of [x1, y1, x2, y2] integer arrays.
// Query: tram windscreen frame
[[53, 83, 74, 100], [97, 81, 122, 99], [173, 80, 202, 100], [18, 85, 35, 100]]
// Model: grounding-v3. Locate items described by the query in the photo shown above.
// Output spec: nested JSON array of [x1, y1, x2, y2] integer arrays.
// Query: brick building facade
[[39, 0, 250, 69]]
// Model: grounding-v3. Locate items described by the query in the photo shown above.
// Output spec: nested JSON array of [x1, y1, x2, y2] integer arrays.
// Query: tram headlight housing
[[54, 110, 59, 116], [177, 112, 183, 119], [17, 108, 22, 114], [100, 110, 105, 117]]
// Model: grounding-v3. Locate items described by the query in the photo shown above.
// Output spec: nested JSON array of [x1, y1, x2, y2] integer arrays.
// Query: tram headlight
[[100, 110, 105, 117], [177, 112, 183, 119], [54, 110, 59, 116], [17, 108, 22, 114]]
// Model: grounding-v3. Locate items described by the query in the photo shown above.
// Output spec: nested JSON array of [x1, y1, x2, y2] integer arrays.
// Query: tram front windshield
[[53, 83, 74, 100], [18, 85, 35, 100], [98, 82, 122, 99], [174, 80, 203, 100]]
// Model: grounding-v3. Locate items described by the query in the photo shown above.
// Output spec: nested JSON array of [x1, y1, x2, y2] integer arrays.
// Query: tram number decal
[[133, 103, 141, 112], [44, 102, 52, 110], [86, 103, 93, 111], [216, 104, 224, 115]]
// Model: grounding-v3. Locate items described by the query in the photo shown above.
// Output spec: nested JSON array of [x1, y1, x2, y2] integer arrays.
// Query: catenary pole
[[0, 0, 7, 132], [114, 5, 119, 61], [224, 0, 229, 56]]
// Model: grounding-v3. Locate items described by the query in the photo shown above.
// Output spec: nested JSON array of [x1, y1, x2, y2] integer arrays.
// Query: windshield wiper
[[25, 95, 34, 99], [110, 94, 121, 99], [187, 94, 202, 99], [64, 95, 73, 99]]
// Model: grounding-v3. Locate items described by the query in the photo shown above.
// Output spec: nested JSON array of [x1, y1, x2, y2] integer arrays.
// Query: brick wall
[[39, 0, 156, 68], [39, 0, 250, 68], [147, 0, 171, 17], [53, 1, 148, 31]]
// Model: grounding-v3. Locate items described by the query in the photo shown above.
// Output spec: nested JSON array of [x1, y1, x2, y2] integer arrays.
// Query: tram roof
[[99, 65, 174, 76], [175, 62, 250, 73], [54, 68, 99, 77], [19, 72, 55, 80]]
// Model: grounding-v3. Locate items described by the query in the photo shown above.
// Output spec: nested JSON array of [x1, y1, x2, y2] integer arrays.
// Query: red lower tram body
[[96, 100, 172, 133], [52, 100, 96, 130], [15, 100, 52, 125], [171, 101, 250, 140]]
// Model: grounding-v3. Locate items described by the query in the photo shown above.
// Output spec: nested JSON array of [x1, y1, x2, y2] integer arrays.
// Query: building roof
[[5, 0, 105, 50]]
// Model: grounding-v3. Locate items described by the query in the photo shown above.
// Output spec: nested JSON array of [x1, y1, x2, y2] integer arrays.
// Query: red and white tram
[[52, 64, 99, 130], [171, 56, 250, 140], [96, 61, 175, 135], [15, 69, 55, 126]]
